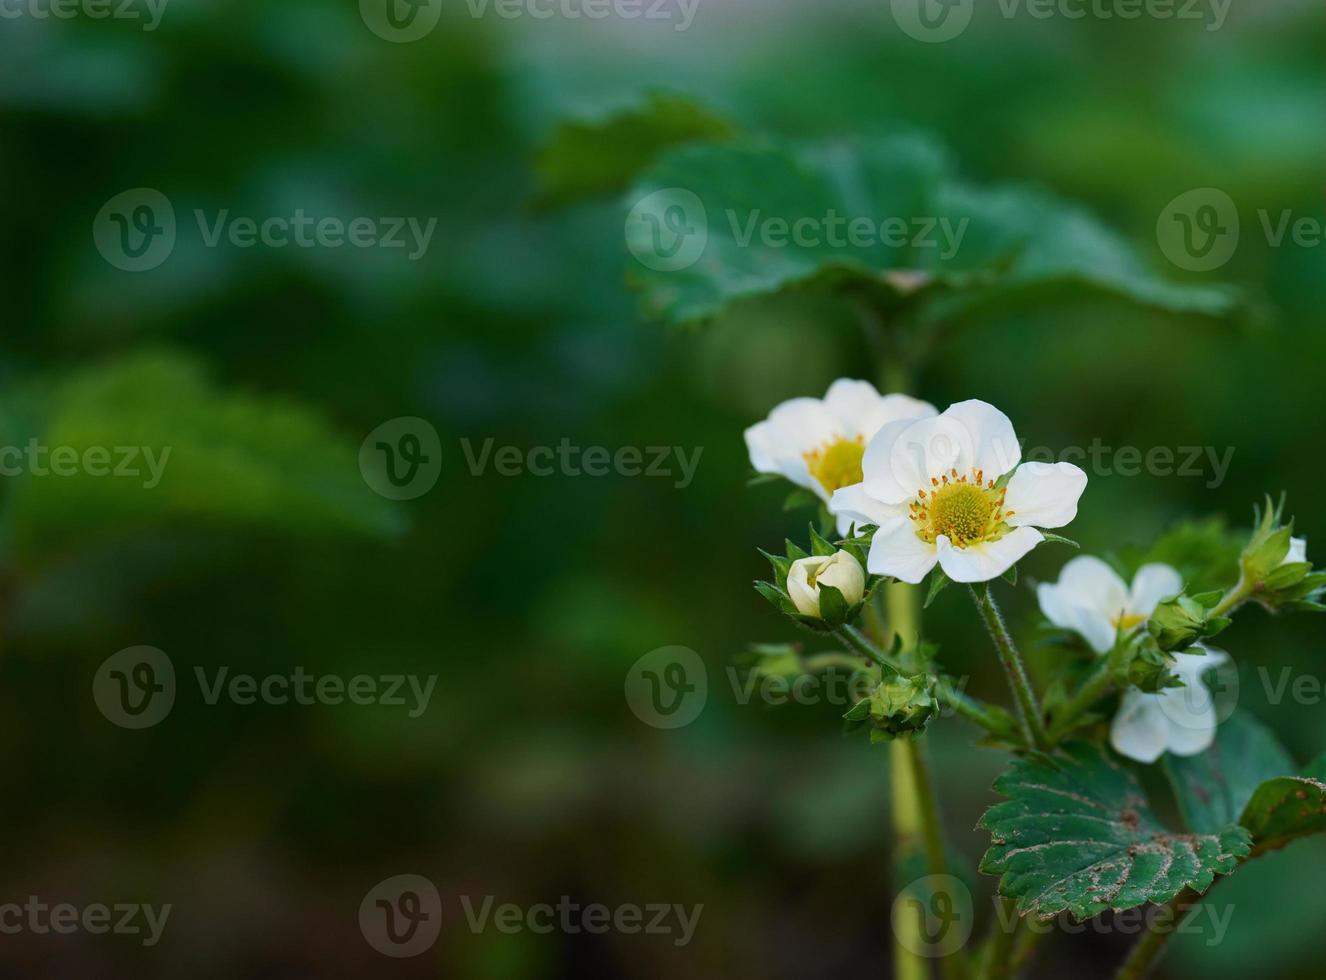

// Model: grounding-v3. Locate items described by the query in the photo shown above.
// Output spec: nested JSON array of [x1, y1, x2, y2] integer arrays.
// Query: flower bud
[[1147, 594, 1229, 653], [863, 673, 940, 741], [787, 550, 866, 619]]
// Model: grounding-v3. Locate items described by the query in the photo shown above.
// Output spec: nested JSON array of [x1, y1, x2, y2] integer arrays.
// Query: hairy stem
[[834, 624, 904, 674], [936, 677, 1012, 737], [969, 586, 1049, 751]]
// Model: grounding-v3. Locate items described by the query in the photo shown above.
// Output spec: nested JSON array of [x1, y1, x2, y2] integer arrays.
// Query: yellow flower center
[[804, 436, 866, 494], [1113, 611, 1146, 631], [908, 468, 1013, 548]]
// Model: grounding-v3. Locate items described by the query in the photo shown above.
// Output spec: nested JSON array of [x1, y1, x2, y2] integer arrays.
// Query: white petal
[[786, 559, 821, 618], [859, 418, 925, 505], [743, 419, 781, 473], [867, 518, 938, 585], [944, 400, 1021, 479], [1172, 646, 1228, 684], [1038, 556, 1129, 652], [935, 527, 1043, 584], [1110, 693, 1170, 764], [1053, 555, 1129, 610], [744, 397, 843, 497], [1037, 579, 1118, 654], [857, 393, 938, 439], [822, 379, 884, 433], [764, 398, 841, 453], [1285, 537, 1308, 565], [1003, 462, 1088, 529], [1127, 563, 1184, 618], [1157, 649, 1227, 753], [886, 414, 976, 493], [830, 484, 907, 536]]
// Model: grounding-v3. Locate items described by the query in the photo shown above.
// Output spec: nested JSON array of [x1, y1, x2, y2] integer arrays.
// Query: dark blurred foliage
[[0, 1, 1323, 977]]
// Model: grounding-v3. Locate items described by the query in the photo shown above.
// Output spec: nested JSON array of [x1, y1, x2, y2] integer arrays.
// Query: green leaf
[[0, 352, 400, 564], [980, 742, 1250, 920], [807, 524, 836, 558], [533, 93, 734, 209], [1238, 776, 1326, 856], [1164, 712, 1296, 834], [924, 567, 951, 609], [817, 583, 849, 624], [1038, 533, 1080, 550]]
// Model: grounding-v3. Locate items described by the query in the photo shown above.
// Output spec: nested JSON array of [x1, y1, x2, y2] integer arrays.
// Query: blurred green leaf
[[0, 351, 401, 565], [1164, 712, 1296, 834], [533, 93, 734, 209]]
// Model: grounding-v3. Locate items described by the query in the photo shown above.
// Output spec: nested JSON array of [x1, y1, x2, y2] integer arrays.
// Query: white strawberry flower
[[829, 400, 1087, 584], [1110, 646, 1230, 763], [745, 380, 937, 523], [1037, 556, 1183, 654]]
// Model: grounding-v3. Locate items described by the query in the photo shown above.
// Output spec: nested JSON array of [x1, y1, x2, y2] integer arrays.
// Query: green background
[[1, 0, 1323, 976]]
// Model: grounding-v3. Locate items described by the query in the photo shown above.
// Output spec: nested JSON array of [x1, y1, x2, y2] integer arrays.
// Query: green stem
[[1113, 890, 1199, 980], [834, 624, 904, 674], [1047, 656, 1116, 742], [1211, 576, 1253, 618], [936, 678, 1012, 736], [969, 586, 1050, 751], [977, 897, 1019, 980], [1010, 921, 1050, 976]]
